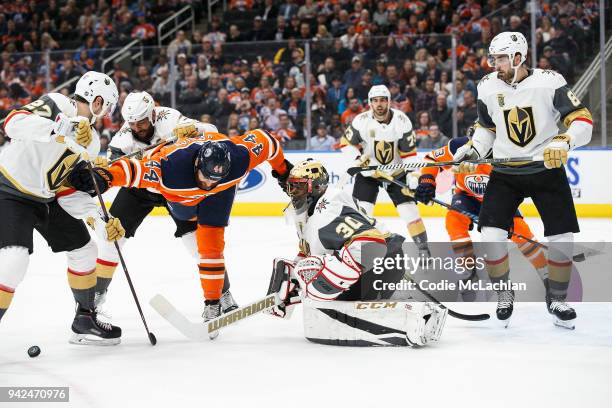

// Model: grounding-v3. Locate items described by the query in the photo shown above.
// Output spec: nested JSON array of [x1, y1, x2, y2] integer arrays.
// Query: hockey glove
[[93, 156, 109, 169], [173, 123, 199, 140], [543, 134, 571, 169], [67, 161, 113, 195], [414, 174, 436, 204], [452, 140, 479, 174], [89, 214, 125, 242], [266, 258, 301, 319], [271, 159, 294, 194]]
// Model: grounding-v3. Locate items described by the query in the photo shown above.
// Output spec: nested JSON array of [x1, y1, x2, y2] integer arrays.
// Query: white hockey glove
[[266, 258, 301, 319], [452, 140, 479, 174], [294, 247, 362, 301], [543, 134, 571, 169]]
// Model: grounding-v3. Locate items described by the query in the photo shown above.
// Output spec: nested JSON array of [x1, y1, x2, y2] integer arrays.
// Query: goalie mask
[[287, 159, 329, 214]]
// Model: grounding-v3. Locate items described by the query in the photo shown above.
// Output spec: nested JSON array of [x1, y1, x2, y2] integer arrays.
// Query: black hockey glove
[[271, 159, 294, 195], [67, 161, 113, 196], [414, 174, 436, 204]]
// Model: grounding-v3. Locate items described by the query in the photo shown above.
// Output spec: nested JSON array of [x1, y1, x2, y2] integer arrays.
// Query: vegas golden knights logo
[[503, 106, 536, 147], [374, 140, 394, 164], [497, 94, 505, 107], [47, 149, 80, 191]]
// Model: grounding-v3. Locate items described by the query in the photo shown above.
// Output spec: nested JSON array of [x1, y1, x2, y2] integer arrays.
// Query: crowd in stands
[[0, 0, 605, 151]]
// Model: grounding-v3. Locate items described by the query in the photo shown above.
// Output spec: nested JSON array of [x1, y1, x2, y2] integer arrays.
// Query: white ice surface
[[1, 217, 611, 408]]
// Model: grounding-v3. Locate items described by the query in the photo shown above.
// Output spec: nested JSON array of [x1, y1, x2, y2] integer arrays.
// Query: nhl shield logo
[[374, 140, 394, 164], [503, 106, 536, 147]]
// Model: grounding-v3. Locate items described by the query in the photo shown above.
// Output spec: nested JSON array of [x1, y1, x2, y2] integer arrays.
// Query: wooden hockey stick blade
[[150, 293, 283, 341]]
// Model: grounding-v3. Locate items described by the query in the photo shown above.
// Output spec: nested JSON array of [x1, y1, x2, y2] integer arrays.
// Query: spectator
[[258, 0, 279, 22], [310, 123, 336, 151], [327, 75, 346, 111], [168, 30, 192, 56], [414, 111, 432, 144], [151, 66, 173, 105], [298, 0, 317, 20], [447, 79, 466, 109], [283, 88, 306, 122], [247, 16, 269, 41], [260, 98, 284, 131], [418, 123, 449, 149], [415, 78, 437, 113], [131, 12, 156, 44], [430, 93, 453, 138], [462, 90, 478, 125], [179, 76, 204, 116], [273, 112, 297, 144], [341, 97, 363, 125], [278, 0, 299, 21], [343, 56, 365, 90]]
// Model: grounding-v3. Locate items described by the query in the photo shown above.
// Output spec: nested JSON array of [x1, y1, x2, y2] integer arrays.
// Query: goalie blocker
[[267, 159, 447, 347]]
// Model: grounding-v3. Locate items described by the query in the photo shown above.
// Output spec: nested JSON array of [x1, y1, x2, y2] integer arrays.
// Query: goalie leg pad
[[302, 299, 447, 347]]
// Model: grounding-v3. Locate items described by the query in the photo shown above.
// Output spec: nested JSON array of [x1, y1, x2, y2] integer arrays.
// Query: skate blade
[[208, 330, 219, 340], [69, 333, 121, 346], [554, 318, 576, 330], [497, 317, 511, 328]]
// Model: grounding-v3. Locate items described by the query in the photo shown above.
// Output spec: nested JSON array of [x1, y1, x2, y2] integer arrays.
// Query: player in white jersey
[[454, 32, 593, 329], [340, 85, 430, 258], [266, 159, 447, 346], [93, 91, 238, 316], [0, 71, 125, 344]]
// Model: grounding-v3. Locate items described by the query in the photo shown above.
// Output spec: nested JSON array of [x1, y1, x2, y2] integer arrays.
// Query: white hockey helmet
[[74, 71, 119, 122], [368, 85, 391, 104], [121, 91, 155, 124], [487, 31, 528, 70]]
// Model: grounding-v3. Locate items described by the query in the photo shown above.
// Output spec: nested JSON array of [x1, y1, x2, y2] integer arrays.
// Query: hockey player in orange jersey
[[414, 136, 548, 300], [69, 129, 292, 337]]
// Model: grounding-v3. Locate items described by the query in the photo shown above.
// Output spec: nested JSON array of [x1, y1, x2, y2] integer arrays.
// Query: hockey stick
[[402, 272, 490, 321], [149, 293, 282, 341], [346, 156, 539, 176], [377, 172, 603, 262], [109, 136, 177, 164], [86, 161, 157, 346]]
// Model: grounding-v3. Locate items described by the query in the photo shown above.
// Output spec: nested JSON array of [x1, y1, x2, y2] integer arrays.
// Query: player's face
[[489, 54, 514, 81], [129, 118, 154, 142], [370, 96, 389, 119], [287, 179, 310, 213], [195, 169, 220, 191]]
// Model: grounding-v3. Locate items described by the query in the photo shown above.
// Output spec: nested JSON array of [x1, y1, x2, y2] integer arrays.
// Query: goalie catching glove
[[543, 134, 571, 169], [67, 161, 113, 195]]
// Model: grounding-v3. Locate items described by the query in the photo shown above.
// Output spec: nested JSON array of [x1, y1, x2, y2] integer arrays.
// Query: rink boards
[[103, 149, 612, 218]]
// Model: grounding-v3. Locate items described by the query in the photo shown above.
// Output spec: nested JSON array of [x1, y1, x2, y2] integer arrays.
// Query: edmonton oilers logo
[[237, 168, 266, 194], [464, 174, 489, 196]]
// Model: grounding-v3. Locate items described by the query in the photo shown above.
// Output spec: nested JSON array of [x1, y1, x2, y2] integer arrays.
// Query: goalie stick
[[346, 156, 538, 176], [150, 293, 282, 341]]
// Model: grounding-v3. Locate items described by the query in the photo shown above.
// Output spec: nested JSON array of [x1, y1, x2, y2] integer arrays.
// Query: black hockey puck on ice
[[27, 346, 41, 358]]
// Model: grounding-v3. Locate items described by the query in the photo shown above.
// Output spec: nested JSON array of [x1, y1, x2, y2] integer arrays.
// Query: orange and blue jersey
[[107, 129, 288, 300], [421, 136, 491, 201]]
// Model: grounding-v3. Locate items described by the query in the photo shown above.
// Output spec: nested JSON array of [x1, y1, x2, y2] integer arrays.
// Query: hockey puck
[[27, 346, 41, 358]]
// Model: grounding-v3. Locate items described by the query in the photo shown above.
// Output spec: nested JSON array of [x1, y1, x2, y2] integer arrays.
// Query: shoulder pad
[[46, 93, 78, 116], [476, 72, 499, 97], [531, 68, 567, 89], [154, 107, 179, 123]]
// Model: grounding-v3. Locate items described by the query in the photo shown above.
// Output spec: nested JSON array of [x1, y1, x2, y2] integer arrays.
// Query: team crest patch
[[503, 106, 536, 147], [374, 140, 394, 164], [497, 94, 505, 107], [156, 109, 170, 121], [316, 198, 329, 213]]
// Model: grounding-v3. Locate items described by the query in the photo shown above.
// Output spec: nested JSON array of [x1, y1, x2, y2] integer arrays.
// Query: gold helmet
[[287, 158, 329, 214]]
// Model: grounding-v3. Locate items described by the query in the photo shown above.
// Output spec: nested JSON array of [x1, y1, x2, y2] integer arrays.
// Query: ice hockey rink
[[1, 215, 611, 408]]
